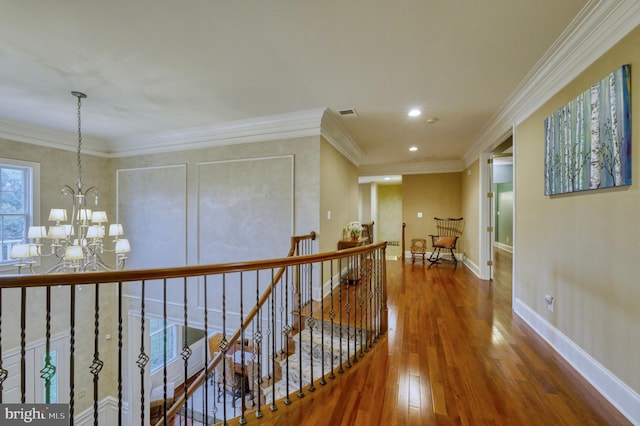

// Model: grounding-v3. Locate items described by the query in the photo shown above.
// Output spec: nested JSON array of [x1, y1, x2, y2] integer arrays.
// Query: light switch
[[327, 210, 331, 220]]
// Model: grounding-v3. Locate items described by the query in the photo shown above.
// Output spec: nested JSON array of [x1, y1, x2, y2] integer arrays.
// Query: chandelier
[[10, 91, 131, 273]]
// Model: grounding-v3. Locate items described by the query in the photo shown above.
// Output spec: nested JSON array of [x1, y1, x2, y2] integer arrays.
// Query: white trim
[[514, 299, 640, 425], [320, 110, 364, 166], [478, 152, 491, 280], [462, 256, 481, 279], [493, 241, 513, 253], [74, 396, 129, 426], [359, 159, 465, 177], [110, 108, 326, 157], [0, 119, 111, 157]]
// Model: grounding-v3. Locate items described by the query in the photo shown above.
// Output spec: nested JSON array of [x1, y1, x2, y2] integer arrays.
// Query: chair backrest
[[434, 218, 464, 237], [213, 351, 235, 384], [411, 238, 427, 252], [361, 222, 374, 244]]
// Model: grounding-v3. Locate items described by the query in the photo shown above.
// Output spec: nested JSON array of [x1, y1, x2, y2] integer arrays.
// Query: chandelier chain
[[76, 94, 83, 190]]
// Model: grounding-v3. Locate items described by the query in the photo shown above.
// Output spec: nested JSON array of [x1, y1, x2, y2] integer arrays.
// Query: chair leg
[[449, 248, 457, 264], [428, 248, 441, 263]]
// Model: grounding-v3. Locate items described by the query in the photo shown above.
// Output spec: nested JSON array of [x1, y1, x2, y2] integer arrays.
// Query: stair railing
[[0, 233, 387, 426]]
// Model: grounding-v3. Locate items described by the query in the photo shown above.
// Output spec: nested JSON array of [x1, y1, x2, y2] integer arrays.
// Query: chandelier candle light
[[10, 91, 130, 273]]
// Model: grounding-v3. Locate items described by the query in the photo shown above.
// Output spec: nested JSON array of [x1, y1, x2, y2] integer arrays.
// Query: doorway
[[491, 137, 513, 289]]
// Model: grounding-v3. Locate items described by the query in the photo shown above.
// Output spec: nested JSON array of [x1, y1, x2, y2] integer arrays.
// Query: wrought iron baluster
[[345, 256, 352, 369], [182, 277, 192, 420], [328, 259, 336, 380], [138, 281, 149, 425], [269, 269, 277, 411], [221, 274, 228, 423], [254, 269, 263, 418], [337, 257, 344, 374], [0, 288, 5, 403], [20, 287, 26, 403], [283, 266, 291, 405], [319, 259, 327, 386], [203, 275, 209, 423], [296, 263, 304, 399], [358, 253, 365, 360], [163, 278, 168, 426], [40, 286, 55, 403], [91, 284, 104, 426], [307, 260, 315, 392], [69, 285, 76, 425], [238, 272, 247, 424], [118, 281, 123, 426]]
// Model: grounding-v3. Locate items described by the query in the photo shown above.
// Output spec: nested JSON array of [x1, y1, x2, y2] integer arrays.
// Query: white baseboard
[[514, 299, 639, 425], [74, 396, 129, 426], [462, 256, 481, 278], [493, 241, 513, 253]]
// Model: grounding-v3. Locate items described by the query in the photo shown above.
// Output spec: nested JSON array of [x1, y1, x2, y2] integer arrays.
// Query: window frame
[[149, 318, 181, 374], [0, 158, 40, 271]]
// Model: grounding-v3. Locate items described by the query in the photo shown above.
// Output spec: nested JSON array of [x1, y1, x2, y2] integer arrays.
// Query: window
[[0, 158, 39, 268], [42, 350, 58, 403], [149, 319, 180, 372]]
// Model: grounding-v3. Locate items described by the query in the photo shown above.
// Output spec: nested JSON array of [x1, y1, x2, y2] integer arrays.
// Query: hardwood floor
[[222, 253, 629, 425]]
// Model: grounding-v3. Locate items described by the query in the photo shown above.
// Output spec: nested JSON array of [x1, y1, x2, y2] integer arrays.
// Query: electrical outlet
[[545, 294, 554, 312]]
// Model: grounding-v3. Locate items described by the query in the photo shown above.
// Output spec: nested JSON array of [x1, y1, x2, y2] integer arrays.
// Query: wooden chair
[[212, 351, 242, 407], [361, 221, 374, 244], [428, 217, 464, 265], [410, 238, 427, 263]]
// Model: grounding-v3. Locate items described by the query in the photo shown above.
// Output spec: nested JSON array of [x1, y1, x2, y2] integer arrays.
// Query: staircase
[[262, 317, 366, 403]]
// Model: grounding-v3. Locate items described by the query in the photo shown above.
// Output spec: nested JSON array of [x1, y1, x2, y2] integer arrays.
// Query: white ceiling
[[0, 1, 588, 172]]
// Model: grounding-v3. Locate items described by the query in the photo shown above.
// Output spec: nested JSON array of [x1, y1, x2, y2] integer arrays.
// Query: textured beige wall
[[402, 173, 462, 252], [515, 26, 640, 393], [461, 160, 480, 265], [319, 138, 359, 253]]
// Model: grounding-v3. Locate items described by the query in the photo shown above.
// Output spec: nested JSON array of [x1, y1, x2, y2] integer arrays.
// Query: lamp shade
[[48, 226, 67, 239], [91, 211, 108, 224], [10, 244, 31, 259], [64, 245, 84, 261], [62, 224, 75, 237], [86, 225, 105, 239], [48, 208, 68, 222], [115, 238, 131, 254], [108, 224, 124, 237], [27, 226, 47, 239]]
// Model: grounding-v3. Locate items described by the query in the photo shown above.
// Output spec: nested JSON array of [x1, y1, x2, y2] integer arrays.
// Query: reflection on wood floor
[[180, 248, 630, 425]]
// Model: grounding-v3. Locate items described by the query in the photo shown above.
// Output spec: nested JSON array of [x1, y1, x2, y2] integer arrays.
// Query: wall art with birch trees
[[544, 64, 631, 195]]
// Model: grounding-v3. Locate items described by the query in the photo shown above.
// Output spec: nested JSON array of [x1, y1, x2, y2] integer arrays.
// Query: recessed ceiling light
[[408, 109, 421, 117], [409, 146, 418, 152]]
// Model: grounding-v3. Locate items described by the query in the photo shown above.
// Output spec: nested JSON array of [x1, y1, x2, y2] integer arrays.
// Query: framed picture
[[544, 64, 631, 195]]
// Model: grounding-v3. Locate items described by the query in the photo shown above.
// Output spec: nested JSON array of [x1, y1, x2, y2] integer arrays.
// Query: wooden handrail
[[0, 242, 392, 292]]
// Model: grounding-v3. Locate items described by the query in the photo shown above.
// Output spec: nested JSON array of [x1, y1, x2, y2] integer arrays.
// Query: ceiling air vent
[[337, 108, 358, 119]]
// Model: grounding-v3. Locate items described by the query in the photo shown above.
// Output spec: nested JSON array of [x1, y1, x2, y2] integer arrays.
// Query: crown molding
[[463, 0, 640, 167], [320, 110, 364, 166], [359, 159, 465, 176], [0, 119, 111, 157], [109, 108, 326, 157]]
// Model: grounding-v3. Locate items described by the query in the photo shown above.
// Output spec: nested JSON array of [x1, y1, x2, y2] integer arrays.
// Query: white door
[[1, 333, 69, 403]]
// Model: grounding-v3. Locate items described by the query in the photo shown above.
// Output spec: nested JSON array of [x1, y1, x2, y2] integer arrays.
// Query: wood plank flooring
[[222, 250, 630, 425]]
